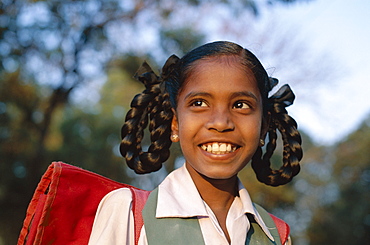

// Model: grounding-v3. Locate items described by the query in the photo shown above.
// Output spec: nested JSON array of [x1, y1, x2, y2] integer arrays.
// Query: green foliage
[[0, 55, 144, 243], [307, 116, 370, 244], [160, 27, 205, 57]]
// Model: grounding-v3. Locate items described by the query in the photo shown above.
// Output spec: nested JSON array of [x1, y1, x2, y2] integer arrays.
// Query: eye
[[233, 101, 250, 109], [191, 99, 207, 107]]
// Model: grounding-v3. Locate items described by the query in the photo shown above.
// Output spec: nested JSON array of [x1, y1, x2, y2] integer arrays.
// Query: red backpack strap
[[130, 188, 151, 245], [269, 214, 290, 244], [18, 162, 141, 245]]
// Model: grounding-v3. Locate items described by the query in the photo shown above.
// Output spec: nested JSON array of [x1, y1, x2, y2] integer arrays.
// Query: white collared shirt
[[88, 164, 275, 245]]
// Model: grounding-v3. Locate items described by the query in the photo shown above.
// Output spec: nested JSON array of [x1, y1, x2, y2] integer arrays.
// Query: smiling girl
[[88, 41, 303, 245]]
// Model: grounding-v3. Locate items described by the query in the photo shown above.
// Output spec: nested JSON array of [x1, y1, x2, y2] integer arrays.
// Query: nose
[[205, 108, 235, 132]]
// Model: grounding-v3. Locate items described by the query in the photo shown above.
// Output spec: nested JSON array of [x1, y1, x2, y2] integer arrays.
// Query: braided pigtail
[[252, 82, 303, 186], [120, 59, 176, 174]]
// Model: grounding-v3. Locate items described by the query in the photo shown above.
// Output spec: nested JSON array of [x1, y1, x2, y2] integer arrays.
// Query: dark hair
[[120, 41, 303, 186]]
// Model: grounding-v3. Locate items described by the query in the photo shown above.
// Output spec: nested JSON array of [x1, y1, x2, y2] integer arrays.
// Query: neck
[[185, 163, 238, 243], [185, 163, 238, 210]]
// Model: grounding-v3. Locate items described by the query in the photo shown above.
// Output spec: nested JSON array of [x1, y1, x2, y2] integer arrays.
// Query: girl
[[88, 41, 303, 245]]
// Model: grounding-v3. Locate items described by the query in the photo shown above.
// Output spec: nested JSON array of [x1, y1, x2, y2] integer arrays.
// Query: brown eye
[[233, 101, 250, 109], [191, 100, 207, 107]]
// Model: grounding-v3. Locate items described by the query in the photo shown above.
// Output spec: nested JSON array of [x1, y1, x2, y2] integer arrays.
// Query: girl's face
[[171, 56, 264, 180]]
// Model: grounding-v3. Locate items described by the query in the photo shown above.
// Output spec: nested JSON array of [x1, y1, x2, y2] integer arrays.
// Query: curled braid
[[252, 84, 303, 186], [120, 61, 174, 174]]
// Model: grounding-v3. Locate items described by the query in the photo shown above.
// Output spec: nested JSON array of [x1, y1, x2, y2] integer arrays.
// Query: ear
[[260, 111, 271, 140], [171, 108, 179, 142]]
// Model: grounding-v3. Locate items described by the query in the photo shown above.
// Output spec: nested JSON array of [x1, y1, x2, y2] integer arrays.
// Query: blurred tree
[[0, 0, 313, 243], [1, 0, 303, 182], [307, 115, 370, 244]]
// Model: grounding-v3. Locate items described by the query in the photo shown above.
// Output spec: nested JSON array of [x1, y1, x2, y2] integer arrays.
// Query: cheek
[[241, 115, 263, 140], [177, 113, 199, 135]]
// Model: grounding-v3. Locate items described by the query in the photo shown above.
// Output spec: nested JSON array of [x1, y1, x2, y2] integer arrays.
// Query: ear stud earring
[[259, 139, 265, 147], [171, 134, 179, 142]]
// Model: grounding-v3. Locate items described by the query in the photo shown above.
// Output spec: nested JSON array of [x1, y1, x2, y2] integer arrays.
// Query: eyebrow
[[184, 92, 211, 100], [230, 91, 259, 101], [184, 91, 259, 101]]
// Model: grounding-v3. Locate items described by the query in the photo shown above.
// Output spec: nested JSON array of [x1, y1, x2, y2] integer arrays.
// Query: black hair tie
[[133, 61, 160, 89], [268, 84, 295, 109]]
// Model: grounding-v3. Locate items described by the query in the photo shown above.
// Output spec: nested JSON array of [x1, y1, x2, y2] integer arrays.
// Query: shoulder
[[104, 187, 133, 202], [96, 187, 133, 210], [89, 188, 134, 244], [286, 236, 292, 245], [253, 203, 291, 245]]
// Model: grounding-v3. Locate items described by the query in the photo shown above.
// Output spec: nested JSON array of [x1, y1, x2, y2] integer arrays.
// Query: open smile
[[199, 142, 240, 154]]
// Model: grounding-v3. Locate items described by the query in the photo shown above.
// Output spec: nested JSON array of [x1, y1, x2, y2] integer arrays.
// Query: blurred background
[[1, 0, 369, 244]]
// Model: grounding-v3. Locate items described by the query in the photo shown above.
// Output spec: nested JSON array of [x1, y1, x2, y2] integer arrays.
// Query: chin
[[201, 171, 238, 181]]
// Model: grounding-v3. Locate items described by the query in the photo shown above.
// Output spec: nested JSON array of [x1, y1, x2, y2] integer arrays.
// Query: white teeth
[[212, 143, 219, 152], [200, 143, 237, 154]]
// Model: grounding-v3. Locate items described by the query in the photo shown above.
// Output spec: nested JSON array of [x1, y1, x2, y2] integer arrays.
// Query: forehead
[[181, 56, 259, 94]]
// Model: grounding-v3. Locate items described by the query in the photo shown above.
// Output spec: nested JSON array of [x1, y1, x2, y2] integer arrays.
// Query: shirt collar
[[156, 164, 208, 217], [156, 164, 274, 241], [238, 181, 275, 241]]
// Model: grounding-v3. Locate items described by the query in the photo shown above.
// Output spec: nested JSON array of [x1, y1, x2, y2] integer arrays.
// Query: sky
[[258, 0, 370, 144]]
